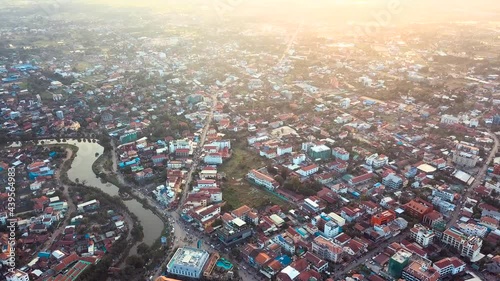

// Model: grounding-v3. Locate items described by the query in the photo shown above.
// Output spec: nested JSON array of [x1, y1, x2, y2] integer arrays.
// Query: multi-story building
[[371, 210, 396, 226], [217, 218, 253, 246], [451, 142, 479, 168], [5, 269, 30, 281], [440, 114, 459, 125], [332, 147, 350, 161], [432, 186, 456, 202], [422, 210, 444, 228], [388, 249, 412, 279], [404, 199, 433, 220], [247, 169, 280, 190], [432, 257, 466, 278], [203, 153, 223, 165], [308, 144, 331, 161], [382, 173, 404, 189], [410, 224, 435, 248], [297, 164, 319, 177], [366, 153, 389, 169], [166, 247, 210, 279], [457, 223, 488, 238], [272, 233, 296, 254], [402, 261, 440, 281], [277, 145, 293, 156], [441, 228, 483, 261], [311, 236, 343, 263]]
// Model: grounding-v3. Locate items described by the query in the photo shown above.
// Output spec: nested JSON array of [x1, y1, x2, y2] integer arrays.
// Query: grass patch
[[219, 147, 265, 179], [223, 181, 290, 210]]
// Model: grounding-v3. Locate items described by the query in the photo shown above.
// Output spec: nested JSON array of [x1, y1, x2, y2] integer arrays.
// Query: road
[[331, 231, 409, 280], [446, 130, 499, 228], [40, 148, 77, 251], [151, 93, 217, 280]]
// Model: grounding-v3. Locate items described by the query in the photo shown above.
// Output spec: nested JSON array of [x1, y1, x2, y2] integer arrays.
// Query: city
[[0, 1, 500, 281]]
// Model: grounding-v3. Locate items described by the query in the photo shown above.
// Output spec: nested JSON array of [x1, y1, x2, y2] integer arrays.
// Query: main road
[[446, 130, 499, 228], [331, 231, 410, 280], [151, 93, 217, 280]]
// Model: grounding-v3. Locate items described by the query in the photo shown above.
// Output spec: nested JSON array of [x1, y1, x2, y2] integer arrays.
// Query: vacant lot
[[219, 147, 265, 179], [220, 147, 290, 209], [223, 180, 290, 210]]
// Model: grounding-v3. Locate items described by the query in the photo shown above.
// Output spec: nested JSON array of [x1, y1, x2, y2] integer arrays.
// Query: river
[[13, 139, 164, 255]]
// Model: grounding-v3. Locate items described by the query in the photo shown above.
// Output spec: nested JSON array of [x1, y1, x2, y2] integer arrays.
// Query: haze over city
[[0, 1, 499, 281]]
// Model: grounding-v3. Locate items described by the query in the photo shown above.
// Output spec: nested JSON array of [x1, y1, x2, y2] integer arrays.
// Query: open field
[[223, 180, 290, 210], [219, 146, 290, 209], [219, 147, 265, 179]]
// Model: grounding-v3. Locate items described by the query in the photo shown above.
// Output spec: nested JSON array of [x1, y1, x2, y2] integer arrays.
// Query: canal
[[20, 139, 164, 255]]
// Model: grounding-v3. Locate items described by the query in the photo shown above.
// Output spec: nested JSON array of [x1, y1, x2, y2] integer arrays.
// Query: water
[[21, 139, 164, 255]]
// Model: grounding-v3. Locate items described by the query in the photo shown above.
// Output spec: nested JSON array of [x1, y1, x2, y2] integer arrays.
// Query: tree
[[126, 255, 145, 268]]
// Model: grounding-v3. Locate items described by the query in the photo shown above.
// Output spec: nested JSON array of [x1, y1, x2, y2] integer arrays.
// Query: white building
[[433, 257, 466, 277], [332, 147, 350, 161], [292, 153, 306, 165], [440, 114, 459, 125], [297, 164, 319, 177], [247, 169, 279, 190], [203, 153, 223, 165], [366, 153, 389, 169], [56, 110, 64, 120], [6, 269, 30, 281], [382, 173, 403, 189], [277, 145, 293, 156], [166, 247, 210, 278], [410, 224, 435, 248], [457, 223, 488, 238]]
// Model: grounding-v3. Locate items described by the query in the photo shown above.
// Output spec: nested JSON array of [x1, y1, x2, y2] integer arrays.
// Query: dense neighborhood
[[1, 1, 500, 281]]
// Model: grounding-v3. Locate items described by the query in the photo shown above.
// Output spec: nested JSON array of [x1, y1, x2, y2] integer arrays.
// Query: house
[[247, 169, 280, 190], [311, 236, 343, 263], [433, 257, 466, 277], [404, 199, 433, 220], [340, 207, 362, 222], [347, 172, 373, 186], [204, 153, 223, 165], [360, 201, 380, 215], [297, 164, 319, 177]]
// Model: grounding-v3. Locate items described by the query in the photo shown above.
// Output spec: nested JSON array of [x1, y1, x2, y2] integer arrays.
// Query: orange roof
[[255, 252, 271, 265], [155, 277, 181, 281]]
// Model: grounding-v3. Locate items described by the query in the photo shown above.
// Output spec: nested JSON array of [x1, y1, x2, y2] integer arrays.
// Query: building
[[56, 110, 64, 120], [308, 144, 331, 161], [332, 147, 350, 161], [402, 260, 440, 281], [203, 153, 223, 165], [457, 223, 488, 238], [404, 199, 433, 220], [120, 130, 138, 144], [371, 210, 396, 226], [422, 210, 444, 228], [76, 199, 100, 213], [272, 233, 296, 254], [311, 236, 343, 263], [247, 169, 280, 190], [297, 164, 319, 177], [217, 218, 253, 246], [366, 153, 389, 169], [441, 228, 483, 261], [382, 173, 404, 189], [5, 269, 30, 281], [452, 142, 479, 168], [166, 247, 210, 279], [433, 257, 466, 278], [410, 224, 435, 248], [388, 249, 412, 279], [440, 114, 459, 125]]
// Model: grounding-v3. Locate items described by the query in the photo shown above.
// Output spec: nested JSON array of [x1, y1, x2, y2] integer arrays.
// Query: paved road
[[447, 130, 499, 228], [151, 94, 217, 280], [331, 231, 409, 280], [39, 148, 77, 251]]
